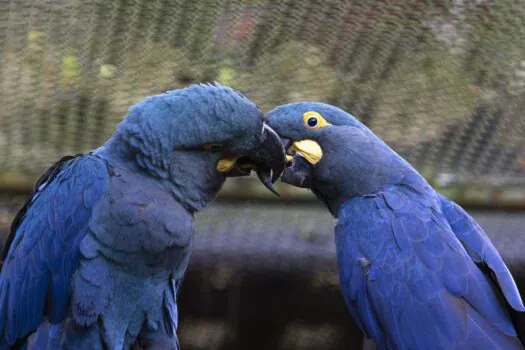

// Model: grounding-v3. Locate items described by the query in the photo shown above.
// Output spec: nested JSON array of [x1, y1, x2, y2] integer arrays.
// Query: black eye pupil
[[307, 117, 318, 127]]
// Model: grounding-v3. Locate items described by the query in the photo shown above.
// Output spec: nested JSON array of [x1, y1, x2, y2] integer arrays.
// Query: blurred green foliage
[[1, 0, 525, 201], [372, 45, 478, 147], [220, 41, 341, 111]]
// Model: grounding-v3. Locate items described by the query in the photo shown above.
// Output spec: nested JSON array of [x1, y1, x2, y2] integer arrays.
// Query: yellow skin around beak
[[216, 157, 239, 172], [216, 157, 255, 172], [289, 140, 323, 165], [217, 139, 322, 172]]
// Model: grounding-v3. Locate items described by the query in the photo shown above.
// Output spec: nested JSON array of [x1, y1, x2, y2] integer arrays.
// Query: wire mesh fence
[[2, 2, 525, 348], [1, 0, 525, 198]]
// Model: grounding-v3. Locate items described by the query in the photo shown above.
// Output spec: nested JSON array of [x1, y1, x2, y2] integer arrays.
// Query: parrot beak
[[281, 153, 314, 188], [273, 138, 318, 188], [216, 124, 286, 196]]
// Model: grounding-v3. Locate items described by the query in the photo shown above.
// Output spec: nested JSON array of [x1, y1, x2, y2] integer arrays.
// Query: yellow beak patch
[[219, 139, 323, 171], [216, 157, 239, 172], [289, 140, 323, 165], [217, 157, 256, 172]]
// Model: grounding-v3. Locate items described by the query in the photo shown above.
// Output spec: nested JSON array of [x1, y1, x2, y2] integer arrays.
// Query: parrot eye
[[307, 117, 319, 128], [203, 143, 224, 151], [303, 111, 332, 130]]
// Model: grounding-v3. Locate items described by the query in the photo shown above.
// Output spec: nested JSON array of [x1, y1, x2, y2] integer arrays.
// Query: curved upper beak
[[217, 124, 286, 196], [250, 124, 286, 195]]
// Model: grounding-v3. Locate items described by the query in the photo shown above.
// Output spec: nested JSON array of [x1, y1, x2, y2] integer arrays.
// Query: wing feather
[[0, 155, 109, 346], [336, 183, 522, 349]]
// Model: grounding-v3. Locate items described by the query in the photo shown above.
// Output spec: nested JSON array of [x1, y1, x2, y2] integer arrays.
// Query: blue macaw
[[0, 83, 285, 349], [267, 102, 525, 349]]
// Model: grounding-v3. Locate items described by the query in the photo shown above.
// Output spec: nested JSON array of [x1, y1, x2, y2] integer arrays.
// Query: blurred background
[[0, 0, 525, 349]]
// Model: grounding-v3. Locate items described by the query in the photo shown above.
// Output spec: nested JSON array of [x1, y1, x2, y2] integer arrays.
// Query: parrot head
[[267, 102, 415, 215], [99, 83, 286, 211]]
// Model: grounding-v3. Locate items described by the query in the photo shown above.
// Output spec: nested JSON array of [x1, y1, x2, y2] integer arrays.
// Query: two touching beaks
[[215, 112, 324, 196], [215, 123, 286, 196]]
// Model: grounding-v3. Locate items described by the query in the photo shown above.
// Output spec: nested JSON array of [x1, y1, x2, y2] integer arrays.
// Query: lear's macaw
[[0, 83, 285, 349], [267, 101, 524, 349]]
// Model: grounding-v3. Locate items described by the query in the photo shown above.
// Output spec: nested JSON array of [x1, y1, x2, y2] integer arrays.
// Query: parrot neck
[[94, 135, 225, 213], [313, 127, 426, 217]]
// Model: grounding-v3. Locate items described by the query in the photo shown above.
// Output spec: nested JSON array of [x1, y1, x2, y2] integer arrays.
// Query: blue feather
[[439, 194, 525, 313], [0, 155, 109, 346], [267, 101, 525, 349], [335, 183, 523, 349]]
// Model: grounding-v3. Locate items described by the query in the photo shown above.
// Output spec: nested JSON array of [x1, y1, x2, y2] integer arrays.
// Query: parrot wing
[[0, 154, 109, 347], [439, 194, 525, 312], [439, 193, 525, 343], [336, 183, 522, 349]]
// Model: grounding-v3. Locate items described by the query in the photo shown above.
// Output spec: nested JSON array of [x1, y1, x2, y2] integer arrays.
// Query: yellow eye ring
[[303, 111, 331, 130]]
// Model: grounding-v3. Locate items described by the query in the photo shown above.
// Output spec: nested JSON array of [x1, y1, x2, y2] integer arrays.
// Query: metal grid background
[[1, 0, 525, 191], [2, 3, 525, 349]]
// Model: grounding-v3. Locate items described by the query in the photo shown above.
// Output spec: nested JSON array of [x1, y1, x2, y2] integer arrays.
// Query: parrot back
[[0, 154, 110, 348], [335, 183, 524, 350], [0, 154, 83, 269]]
